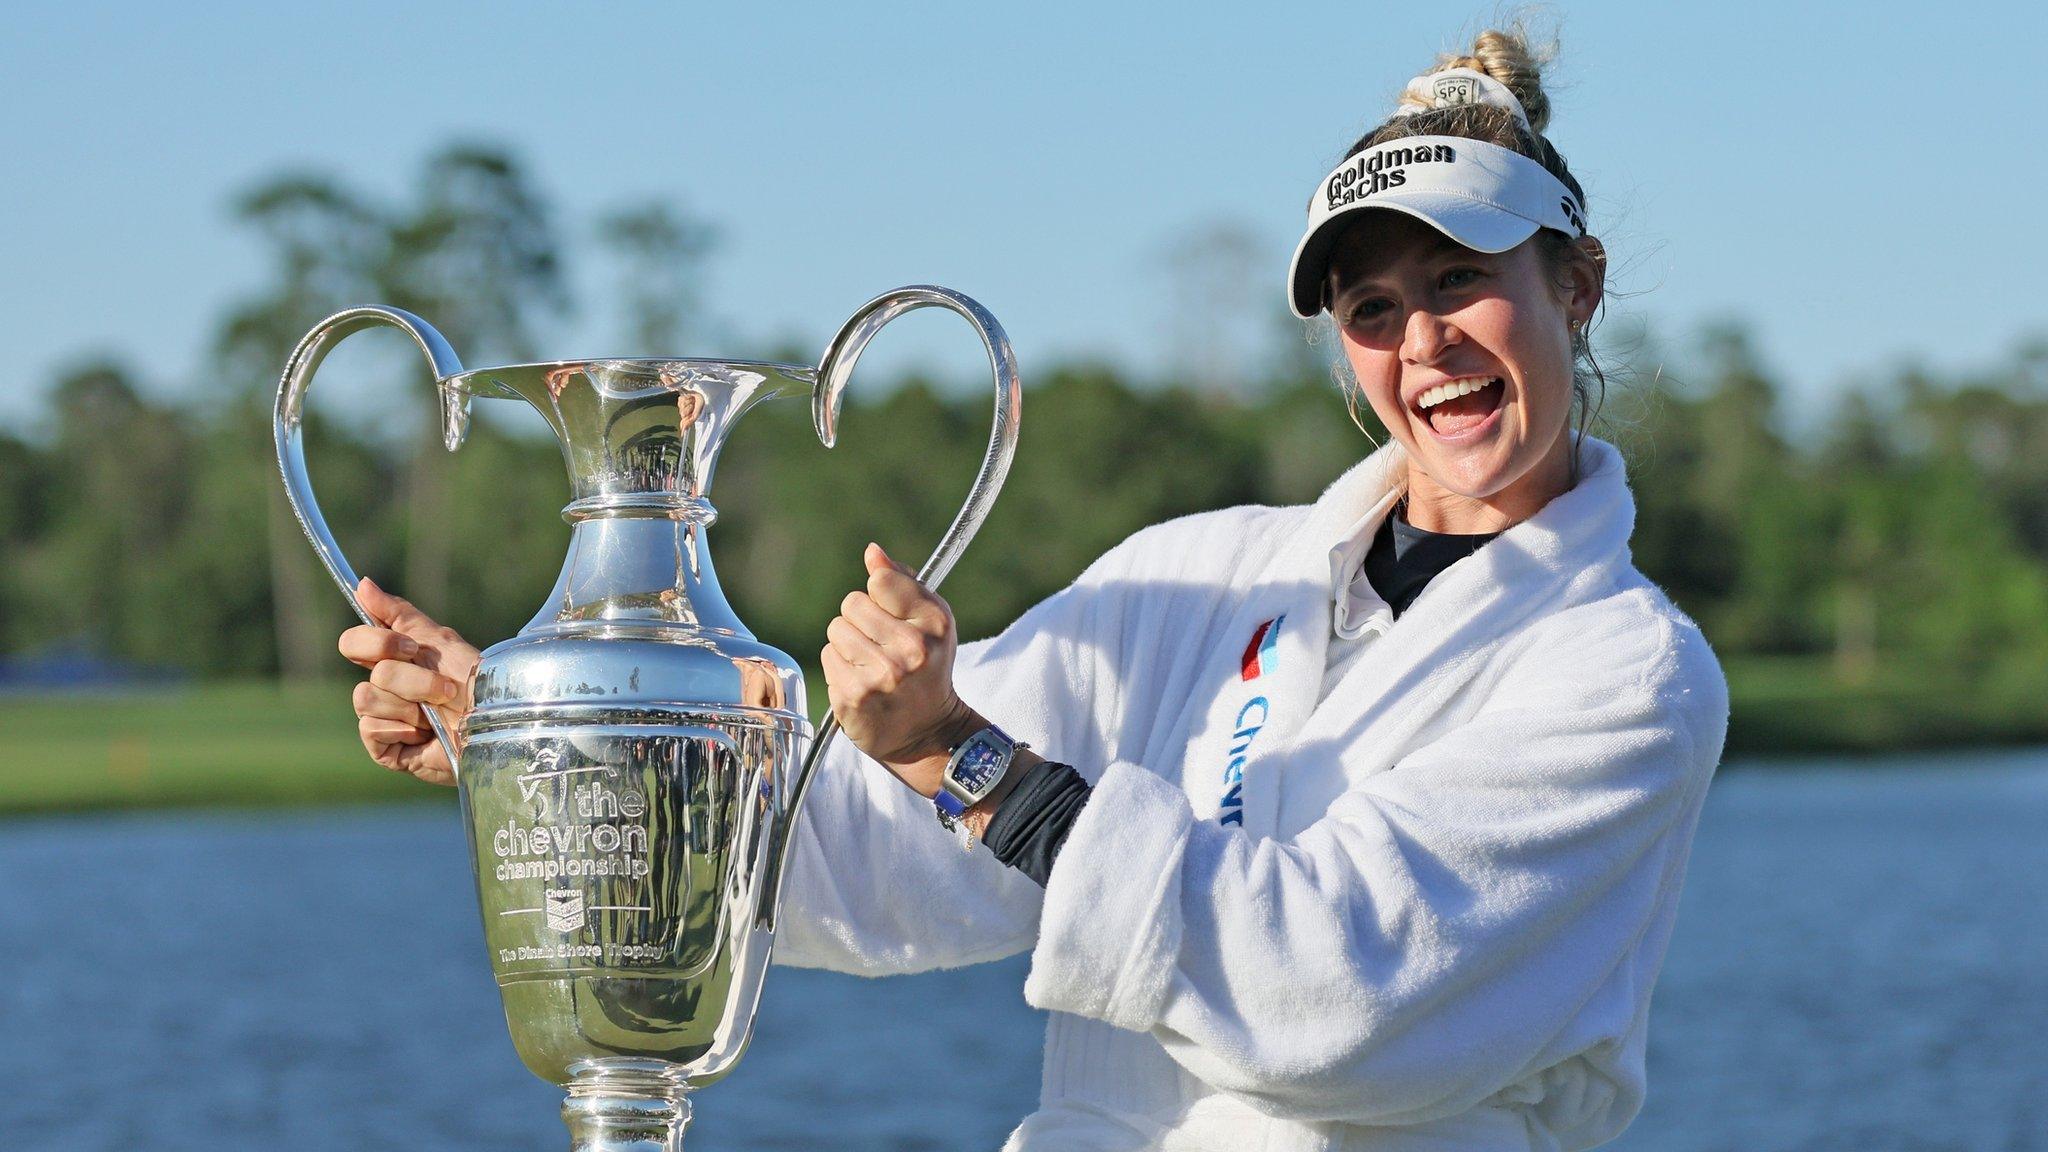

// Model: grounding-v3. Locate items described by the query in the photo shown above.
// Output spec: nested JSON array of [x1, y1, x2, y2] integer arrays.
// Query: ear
[[1565, 235, 1607, 328]]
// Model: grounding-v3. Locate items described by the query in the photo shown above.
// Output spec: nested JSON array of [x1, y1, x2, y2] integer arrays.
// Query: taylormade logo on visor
[[1325, 144, 1458, 210]]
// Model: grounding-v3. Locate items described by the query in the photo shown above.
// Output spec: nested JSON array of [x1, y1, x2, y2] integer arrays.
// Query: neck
[[1400, 431, 1575, 534]]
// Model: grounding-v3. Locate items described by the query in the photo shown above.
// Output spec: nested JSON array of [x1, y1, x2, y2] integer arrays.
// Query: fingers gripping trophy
[[272, 287, 1022, 1151]]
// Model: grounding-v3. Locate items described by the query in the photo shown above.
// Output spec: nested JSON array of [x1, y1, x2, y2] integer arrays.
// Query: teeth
[[1415, 377, 1498, 411]]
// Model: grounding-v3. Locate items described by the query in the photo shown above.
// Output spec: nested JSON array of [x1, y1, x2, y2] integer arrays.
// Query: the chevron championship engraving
[[489, 746, 653, 885]]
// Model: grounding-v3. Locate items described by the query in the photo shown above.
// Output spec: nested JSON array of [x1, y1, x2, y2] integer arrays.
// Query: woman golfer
[[342, 27, 1728, 1150]]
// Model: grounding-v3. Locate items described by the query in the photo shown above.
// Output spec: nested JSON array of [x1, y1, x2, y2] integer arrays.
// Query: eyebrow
[[1331, 235, 1487, 299]]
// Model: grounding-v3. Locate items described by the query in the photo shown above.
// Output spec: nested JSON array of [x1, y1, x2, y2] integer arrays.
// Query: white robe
[[777, 434, 1730, 1151]]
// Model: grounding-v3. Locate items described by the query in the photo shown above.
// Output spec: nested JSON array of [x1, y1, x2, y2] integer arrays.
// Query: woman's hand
[[337, 577, 480, 788], [822, 543, 977, 797]]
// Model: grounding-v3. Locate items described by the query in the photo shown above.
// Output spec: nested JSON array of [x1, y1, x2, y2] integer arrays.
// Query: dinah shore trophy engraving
[[273, 287, 1021, 1150]]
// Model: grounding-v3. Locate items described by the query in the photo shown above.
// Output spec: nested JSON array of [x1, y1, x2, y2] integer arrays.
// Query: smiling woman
[[770, 24, 1730, 1152], [337, 22, 1732, 1152], [1326, 212, 1595, 531]]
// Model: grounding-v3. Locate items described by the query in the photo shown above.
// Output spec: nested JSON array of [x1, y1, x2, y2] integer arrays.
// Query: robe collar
[[1199, 434, 1638, 837]]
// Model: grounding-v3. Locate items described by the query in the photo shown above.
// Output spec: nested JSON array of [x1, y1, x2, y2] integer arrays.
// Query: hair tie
[[1391, 67, 1531, 132]]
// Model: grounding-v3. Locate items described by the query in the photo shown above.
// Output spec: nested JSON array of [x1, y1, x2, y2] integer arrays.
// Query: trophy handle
[[273, 305, 470, 773], [769, 286, 1022, 910]]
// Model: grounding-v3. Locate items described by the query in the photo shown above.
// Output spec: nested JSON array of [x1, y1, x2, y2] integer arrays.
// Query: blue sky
[[4, 1, 2042, 433]]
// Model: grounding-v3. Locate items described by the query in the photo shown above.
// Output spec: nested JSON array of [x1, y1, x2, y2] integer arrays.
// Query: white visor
[[1285, 135, 1586, 318]]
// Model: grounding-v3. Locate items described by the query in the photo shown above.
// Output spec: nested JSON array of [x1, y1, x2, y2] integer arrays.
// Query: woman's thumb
[[357, 576, 398, 626], [864, 541, 915, 577]]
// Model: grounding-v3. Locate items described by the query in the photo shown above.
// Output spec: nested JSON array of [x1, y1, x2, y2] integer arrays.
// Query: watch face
[[952, 737, 1009, 795]]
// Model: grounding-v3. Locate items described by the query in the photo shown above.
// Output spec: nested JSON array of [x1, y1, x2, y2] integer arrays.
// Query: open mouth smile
[[1411, 375, 1505, 442]]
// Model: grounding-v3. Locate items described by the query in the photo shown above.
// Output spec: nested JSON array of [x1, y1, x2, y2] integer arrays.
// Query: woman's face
[[1328, 212, 1601, 533]]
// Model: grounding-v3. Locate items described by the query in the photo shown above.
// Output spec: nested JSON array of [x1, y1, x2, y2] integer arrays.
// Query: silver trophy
[[273, 287, 1020, 1150]]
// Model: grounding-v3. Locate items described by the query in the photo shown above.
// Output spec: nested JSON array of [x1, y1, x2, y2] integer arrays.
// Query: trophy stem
[[561, 1061, 694, 1152]]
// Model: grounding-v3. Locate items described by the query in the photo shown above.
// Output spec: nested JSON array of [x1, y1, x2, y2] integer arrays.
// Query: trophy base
[[561, 1059, 694, 1152]]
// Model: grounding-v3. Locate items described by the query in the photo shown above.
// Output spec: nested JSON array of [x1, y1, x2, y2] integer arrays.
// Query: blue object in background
[[0, 643, 186, 694]]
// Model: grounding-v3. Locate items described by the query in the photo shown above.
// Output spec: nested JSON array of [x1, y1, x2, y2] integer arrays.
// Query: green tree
[[380, 145, 568, 615], [217, 175, 387, 680], [598, 202, 717, 353], [9, 363, 194, 665], [0, 429, 52, 651], [203, 146, 571, 678]]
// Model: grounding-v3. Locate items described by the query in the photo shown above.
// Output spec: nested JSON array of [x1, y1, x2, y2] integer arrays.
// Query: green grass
[[1722, 654, 2048, 757], [0, 682, 436, 815], [1, 661, 2043, 815], [0, 675, 836, 816]]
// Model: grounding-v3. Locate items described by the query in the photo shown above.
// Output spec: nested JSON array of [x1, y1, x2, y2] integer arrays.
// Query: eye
[[1441, 266, 1485, 290], [1342, 297, 1394, 327]]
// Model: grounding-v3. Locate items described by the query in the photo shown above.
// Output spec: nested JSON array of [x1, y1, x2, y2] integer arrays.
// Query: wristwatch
[[933, 723, 1027, 851]]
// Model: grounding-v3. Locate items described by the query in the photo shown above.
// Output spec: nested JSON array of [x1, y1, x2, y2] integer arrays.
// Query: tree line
[[3, 145, 2045, 731]]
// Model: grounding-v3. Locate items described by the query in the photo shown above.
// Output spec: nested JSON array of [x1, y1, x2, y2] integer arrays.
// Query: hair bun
[[1435, 26, 1554, 134]]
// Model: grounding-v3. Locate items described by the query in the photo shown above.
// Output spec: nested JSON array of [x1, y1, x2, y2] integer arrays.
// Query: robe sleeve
[[771, 529, 1143, 975], [1021, 608, 1730, 1130]]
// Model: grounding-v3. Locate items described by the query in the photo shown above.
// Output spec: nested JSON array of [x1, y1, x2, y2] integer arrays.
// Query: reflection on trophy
[[273, 287, 1021, 1150]]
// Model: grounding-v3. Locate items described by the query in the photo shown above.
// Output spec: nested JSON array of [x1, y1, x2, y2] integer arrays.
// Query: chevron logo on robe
[[1240, 615, 1285, 681]]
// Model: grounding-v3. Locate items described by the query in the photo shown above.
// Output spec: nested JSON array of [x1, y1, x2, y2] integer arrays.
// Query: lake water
[[5, 751, 2047, 1150]]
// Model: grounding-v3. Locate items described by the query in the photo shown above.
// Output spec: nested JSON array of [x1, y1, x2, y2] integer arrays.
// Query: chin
[[1425, 457, 1519, 503], [1401, 416, 1525, 495]]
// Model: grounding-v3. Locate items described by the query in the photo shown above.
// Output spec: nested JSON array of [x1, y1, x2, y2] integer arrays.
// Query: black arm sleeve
[[981, 759, 1092, 888]]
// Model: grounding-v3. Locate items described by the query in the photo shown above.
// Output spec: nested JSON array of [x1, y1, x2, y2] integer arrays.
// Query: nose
[[1400, 308, 1462, 366]]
